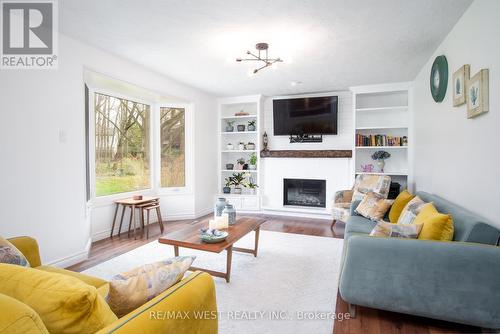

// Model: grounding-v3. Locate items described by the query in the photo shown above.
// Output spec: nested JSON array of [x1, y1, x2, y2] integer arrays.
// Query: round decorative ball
[[430, 55, 448, 102]]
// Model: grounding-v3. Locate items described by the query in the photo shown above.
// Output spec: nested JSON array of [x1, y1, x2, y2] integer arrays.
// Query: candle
[[208, 219, 217, 230]]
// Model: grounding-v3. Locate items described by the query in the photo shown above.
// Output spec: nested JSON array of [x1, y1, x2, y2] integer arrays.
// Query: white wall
[[260, 92, 354, 216], [412, 0, 500, 227], [0, 33, 217, 265]]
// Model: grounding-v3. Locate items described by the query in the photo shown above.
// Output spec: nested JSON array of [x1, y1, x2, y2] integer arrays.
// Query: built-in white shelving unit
[[351, 83, 413, 192], [217, 95, 263, 211]]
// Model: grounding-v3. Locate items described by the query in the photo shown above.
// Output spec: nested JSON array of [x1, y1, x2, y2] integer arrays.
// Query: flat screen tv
[[273, 96, 338, 135]]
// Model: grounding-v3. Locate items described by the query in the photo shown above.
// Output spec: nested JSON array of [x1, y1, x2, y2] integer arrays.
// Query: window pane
[[94, 93, 150, 196], [160, 107, 185, 188]]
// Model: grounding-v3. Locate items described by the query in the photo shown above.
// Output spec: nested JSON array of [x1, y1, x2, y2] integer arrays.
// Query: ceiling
[[60, 0, 472, 97]]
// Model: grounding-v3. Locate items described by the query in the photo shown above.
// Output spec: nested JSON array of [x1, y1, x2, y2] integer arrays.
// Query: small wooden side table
[[110, 196, 161, 239]]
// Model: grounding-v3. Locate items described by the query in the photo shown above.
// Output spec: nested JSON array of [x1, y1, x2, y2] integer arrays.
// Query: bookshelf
[[217, 95, 263, 211], [351, 83, 412, 192]]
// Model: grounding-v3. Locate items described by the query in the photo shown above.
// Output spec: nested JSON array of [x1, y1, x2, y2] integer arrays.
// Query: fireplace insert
[[283, 178, 326, 208]]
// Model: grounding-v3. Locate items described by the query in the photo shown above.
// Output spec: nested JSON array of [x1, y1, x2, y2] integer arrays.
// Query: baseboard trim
[[260, 207, 331, 220], [46, 238, 91, 268]]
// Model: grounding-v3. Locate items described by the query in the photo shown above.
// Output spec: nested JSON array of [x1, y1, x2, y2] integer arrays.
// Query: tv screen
[[273, 96, 338, 135]]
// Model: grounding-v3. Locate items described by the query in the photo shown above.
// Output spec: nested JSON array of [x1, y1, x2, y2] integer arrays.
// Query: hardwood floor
[[69, 214, 485, 334]]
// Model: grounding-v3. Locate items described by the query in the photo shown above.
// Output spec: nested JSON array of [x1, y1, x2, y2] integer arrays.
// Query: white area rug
[[84, 230, 344, 334]]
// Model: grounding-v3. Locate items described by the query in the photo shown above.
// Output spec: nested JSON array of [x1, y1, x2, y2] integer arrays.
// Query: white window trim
[[88, 88, 155, 206], [155, 103, 194, 195]]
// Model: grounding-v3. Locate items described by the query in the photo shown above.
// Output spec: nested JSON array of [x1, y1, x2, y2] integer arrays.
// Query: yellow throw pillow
[[0, 236, 30, 267], [108, 256, 195, 317], [388, 190, 415, 224], [355, 192, 393, 221], [414, 203, 454, 241], [0, 264, 117, 334]]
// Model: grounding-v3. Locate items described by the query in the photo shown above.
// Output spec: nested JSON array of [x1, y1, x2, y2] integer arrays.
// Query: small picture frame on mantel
[[467, 69, 489, 118], [452, 64, 470, 107]]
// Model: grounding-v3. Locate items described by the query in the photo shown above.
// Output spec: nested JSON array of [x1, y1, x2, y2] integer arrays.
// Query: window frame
[[155, 103, 193, 195], [88, 88, 155, 203]]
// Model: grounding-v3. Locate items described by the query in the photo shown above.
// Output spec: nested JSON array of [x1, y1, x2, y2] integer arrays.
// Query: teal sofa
[[339, 191, 500, 329]]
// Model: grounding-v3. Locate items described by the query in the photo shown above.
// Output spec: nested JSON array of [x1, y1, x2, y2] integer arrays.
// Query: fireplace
[[283, 178, 326, 208]]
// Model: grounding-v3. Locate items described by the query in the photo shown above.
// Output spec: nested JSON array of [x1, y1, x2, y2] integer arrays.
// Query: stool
[[136, 201, 164, 238]]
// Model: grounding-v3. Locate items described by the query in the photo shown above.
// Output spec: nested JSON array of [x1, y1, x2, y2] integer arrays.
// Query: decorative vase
[[226, 143, 233, 150], [222, 187, 231, 194], [248, 124, 255, 131], [249, 164, 256, 170], [222, 204, 236, 225], [246, 143, 255, 150], [226, 125, 234, 132], [237, 125, 245, 132], [233, 187, 242, 194], [238, 144, 245, 150], [214, 197, 227, 217], [225, 163, 234, 170], [377, 159, 385, 173]]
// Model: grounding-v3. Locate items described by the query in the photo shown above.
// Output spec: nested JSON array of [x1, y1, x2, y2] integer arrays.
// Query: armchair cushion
[[334, 189, 353, 204]]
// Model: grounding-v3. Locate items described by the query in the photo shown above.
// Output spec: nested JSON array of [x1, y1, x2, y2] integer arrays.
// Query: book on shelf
[[356, 134, 407, 147]]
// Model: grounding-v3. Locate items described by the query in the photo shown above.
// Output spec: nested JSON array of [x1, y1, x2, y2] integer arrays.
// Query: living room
[[0, 0, 499, 333]]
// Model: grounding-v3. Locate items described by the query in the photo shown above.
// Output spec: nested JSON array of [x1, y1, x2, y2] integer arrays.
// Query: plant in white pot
[[248, 153, 257, 170], [246, 142, 255, 150], [246, 181, 259, 195], [247, 120, 256, 131], [231, 172, 246, 194], [236, 158, 245, 170], [223, 177, 232, 194], [238, 142, 245, 150]]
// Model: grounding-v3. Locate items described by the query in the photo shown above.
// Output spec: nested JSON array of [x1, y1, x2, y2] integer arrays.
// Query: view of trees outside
[[160, 107, 185, 188], [94, 93, 150, 196]]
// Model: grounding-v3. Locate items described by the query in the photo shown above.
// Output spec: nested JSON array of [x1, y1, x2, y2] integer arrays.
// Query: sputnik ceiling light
[[236, 42, 283, 75]]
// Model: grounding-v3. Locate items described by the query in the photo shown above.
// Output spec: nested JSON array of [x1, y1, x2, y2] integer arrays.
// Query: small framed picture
[[452, 64, 469, 106], [467, 69, 489, 118]]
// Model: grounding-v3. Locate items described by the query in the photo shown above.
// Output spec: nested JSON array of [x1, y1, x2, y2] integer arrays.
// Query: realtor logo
[[1, 0, 58, 69]]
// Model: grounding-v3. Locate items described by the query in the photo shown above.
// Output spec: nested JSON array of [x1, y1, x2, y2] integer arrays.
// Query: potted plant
[[237, 124, 246, 132], [248, 153, 257, 170], [223, 177, 232, 194], [247, 120, 256, 131], [371, 150, 391, 173], [246, 142, 255, 150], [238, 142, 245, 150], [236, 158, 245, 170], [226, 142, 234, 150], [246, 181, 259, 195], [231, 172, 246, 194], [225, 120, 235, 132]]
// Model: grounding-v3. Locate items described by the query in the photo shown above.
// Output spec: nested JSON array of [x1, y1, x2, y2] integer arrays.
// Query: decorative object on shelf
[[247, 120, 256, 131], [236, 42, 283, 75], [402, 136, 408, 146], [467, 69, 489, 118], [246, 142, 255, 150], [238, 142, 245, 150], [230, 172, 246, 194], [226, 143, 233, 150], [214, 197, 227, 217], [237, 124, 246, 132], [237, 158, 245, 170], [361, 164, 374, 173], [453, 64, 470, 107], [235, 110, 249, 116], [225, 163, 234, 170], [263, 132, 269, 151], [222, 204, 236, 226], [430, 55, 448, 103], [248, 153, 257, 170], [225, 120, 235, 132], [200, 228, 228, 243], [246, 181, 259, 195], [371, 150, 391, 173], [223, 177, 232, 194], [356, 134, 404, 147]]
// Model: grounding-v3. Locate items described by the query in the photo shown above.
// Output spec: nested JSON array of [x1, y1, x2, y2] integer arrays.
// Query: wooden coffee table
[[158, 217, 265, 282]]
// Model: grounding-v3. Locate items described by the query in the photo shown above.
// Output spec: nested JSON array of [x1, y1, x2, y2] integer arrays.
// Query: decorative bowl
[[200, 228, 228, 243]]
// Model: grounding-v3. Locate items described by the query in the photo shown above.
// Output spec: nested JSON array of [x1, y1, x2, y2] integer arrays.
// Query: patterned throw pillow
[[107, 256, 195, 317], [370, 221, 423, 238], [355, 192, 394, 221], [397, 196, 428, 225], [0, 236, 30, 267]]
